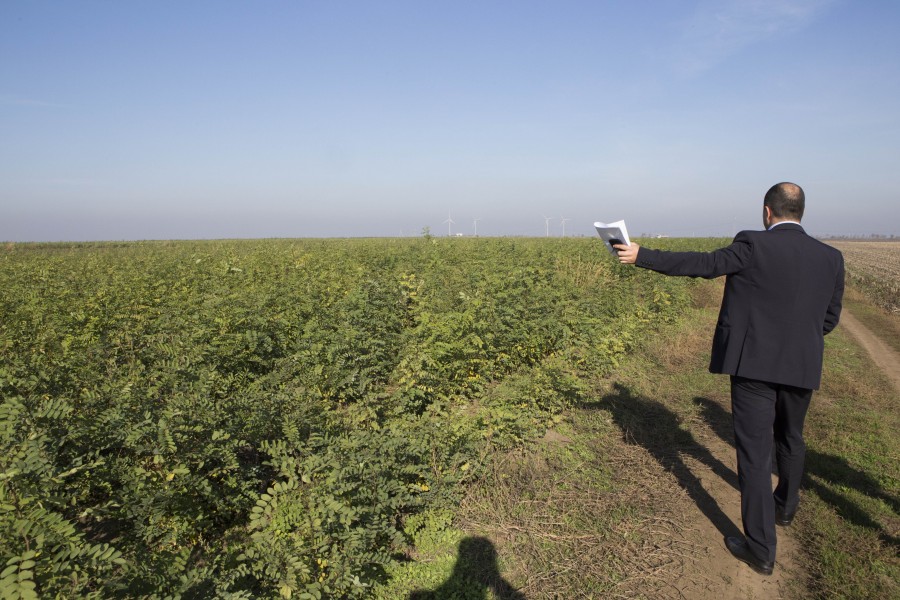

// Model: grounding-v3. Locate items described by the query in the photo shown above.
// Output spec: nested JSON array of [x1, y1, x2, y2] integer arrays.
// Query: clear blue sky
[[2, 1, 898, 241]]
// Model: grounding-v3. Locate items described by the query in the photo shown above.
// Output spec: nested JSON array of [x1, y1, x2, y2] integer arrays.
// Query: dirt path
[[659, 305, 899, 598], [838, 310, 900, 391], [668, 392, 803, 599]]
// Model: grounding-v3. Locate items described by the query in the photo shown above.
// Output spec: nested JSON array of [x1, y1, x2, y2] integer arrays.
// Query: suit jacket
[[635, 223, 844, 390]]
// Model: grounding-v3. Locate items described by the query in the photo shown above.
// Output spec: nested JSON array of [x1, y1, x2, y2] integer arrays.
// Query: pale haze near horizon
[[2, 1, 899, 242]]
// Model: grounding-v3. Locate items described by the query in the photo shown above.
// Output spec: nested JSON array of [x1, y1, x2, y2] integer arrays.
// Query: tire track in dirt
[[838, 310, 900, 392]]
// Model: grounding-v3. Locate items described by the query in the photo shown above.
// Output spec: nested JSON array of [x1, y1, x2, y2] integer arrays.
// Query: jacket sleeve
[[634, 232, 754, 279], [823, 254, 844, 335]]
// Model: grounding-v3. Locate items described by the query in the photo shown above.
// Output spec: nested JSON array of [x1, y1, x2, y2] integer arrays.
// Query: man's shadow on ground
[[409, 536, 526, 600], [694, 395, 899, 549], [582, 383, 743, 540]]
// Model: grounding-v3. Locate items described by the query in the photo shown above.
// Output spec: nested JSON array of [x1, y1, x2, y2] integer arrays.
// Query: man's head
[[763, 182, 805, 227]]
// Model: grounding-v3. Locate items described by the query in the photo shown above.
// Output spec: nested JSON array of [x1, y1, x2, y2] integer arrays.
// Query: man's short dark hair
[[764, 182, 805, 221]]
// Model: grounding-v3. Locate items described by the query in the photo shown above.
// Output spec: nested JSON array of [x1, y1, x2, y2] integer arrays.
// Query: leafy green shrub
[[0, 237, 701, 597]]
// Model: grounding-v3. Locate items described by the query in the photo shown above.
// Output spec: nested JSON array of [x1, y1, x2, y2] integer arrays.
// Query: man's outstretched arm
[[613, 234, 753, 279]]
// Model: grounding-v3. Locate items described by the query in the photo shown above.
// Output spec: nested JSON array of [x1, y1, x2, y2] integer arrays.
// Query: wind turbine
[[444, 210, 455, 236], [543, 215, 551, 237], [561, 217, 570, 237], [473, 218, 481, 237]]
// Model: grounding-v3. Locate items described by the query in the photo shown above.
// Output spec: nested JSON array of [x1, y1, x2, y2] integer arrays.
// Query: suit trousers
[[730, 376, 813, 563]]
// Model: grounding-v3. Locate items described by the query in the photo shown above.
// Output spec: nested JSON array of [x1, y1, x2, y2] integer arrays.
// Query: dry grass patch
[[458, 415, 705, 599]]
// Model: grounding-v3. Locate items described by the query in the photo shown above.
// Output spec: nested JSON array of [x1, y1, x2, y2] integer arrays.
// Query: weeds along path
[[458, 282, 806, 599], [839, 309, 900, 392]]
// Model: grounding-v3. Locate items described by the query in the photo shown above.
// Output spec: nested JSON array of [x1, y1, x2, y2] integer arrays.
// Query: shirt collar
[[768, 220, 801, 231]]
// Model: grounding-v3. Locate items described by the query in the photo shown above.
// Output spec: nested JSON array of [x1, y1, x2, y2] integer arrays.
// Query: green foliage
[[0, 238, 700, 597]]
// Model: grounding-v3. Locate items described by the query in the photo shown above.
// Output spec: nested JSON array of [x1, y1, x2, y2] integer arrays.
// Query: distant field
[[826, 240, 900, 313]]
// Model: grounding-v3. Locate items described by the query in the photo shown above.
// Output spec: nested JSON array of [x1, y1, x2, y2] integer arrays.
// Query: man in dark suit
[[614, 182, 844, 575]]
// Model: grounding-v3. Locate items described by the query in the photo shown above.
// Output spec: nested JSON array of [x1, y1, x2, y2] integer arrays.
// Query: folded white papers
[[594, 220, 631, 256]]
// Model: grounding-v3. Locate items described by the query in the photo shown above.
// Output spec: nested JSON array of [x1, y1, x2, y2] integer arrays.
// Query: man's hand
[[614, 242, 640, 264]]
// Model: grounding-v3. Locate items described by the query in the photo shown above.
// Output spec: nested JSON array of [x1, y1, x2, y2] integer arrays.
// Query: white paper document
[[594, 220, 631, 256]]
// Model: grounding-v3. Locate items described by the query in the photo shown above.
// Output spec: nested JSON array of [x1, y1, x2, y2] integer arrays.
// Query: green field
[[1, 237, 710, 599], [7, 237, 894, 599]]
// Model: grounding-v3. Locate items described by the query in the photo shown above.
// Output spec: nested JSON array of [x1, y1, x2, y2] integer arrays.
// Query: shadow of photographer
[[694, 394, 899, 549], [409, 536, 526, 600], [582, 383, 742, 540]]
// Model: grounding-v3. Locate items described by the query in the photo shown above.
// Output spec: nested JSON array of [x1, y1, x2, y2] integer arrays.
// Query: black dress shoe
[[775, 505, 795, 526], [726, 536, 774, 576]]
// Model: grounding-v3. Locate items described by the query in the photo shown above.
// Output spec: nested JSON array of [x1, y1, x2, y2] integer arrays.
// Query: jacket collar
[[767, 222, 805, 233]]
